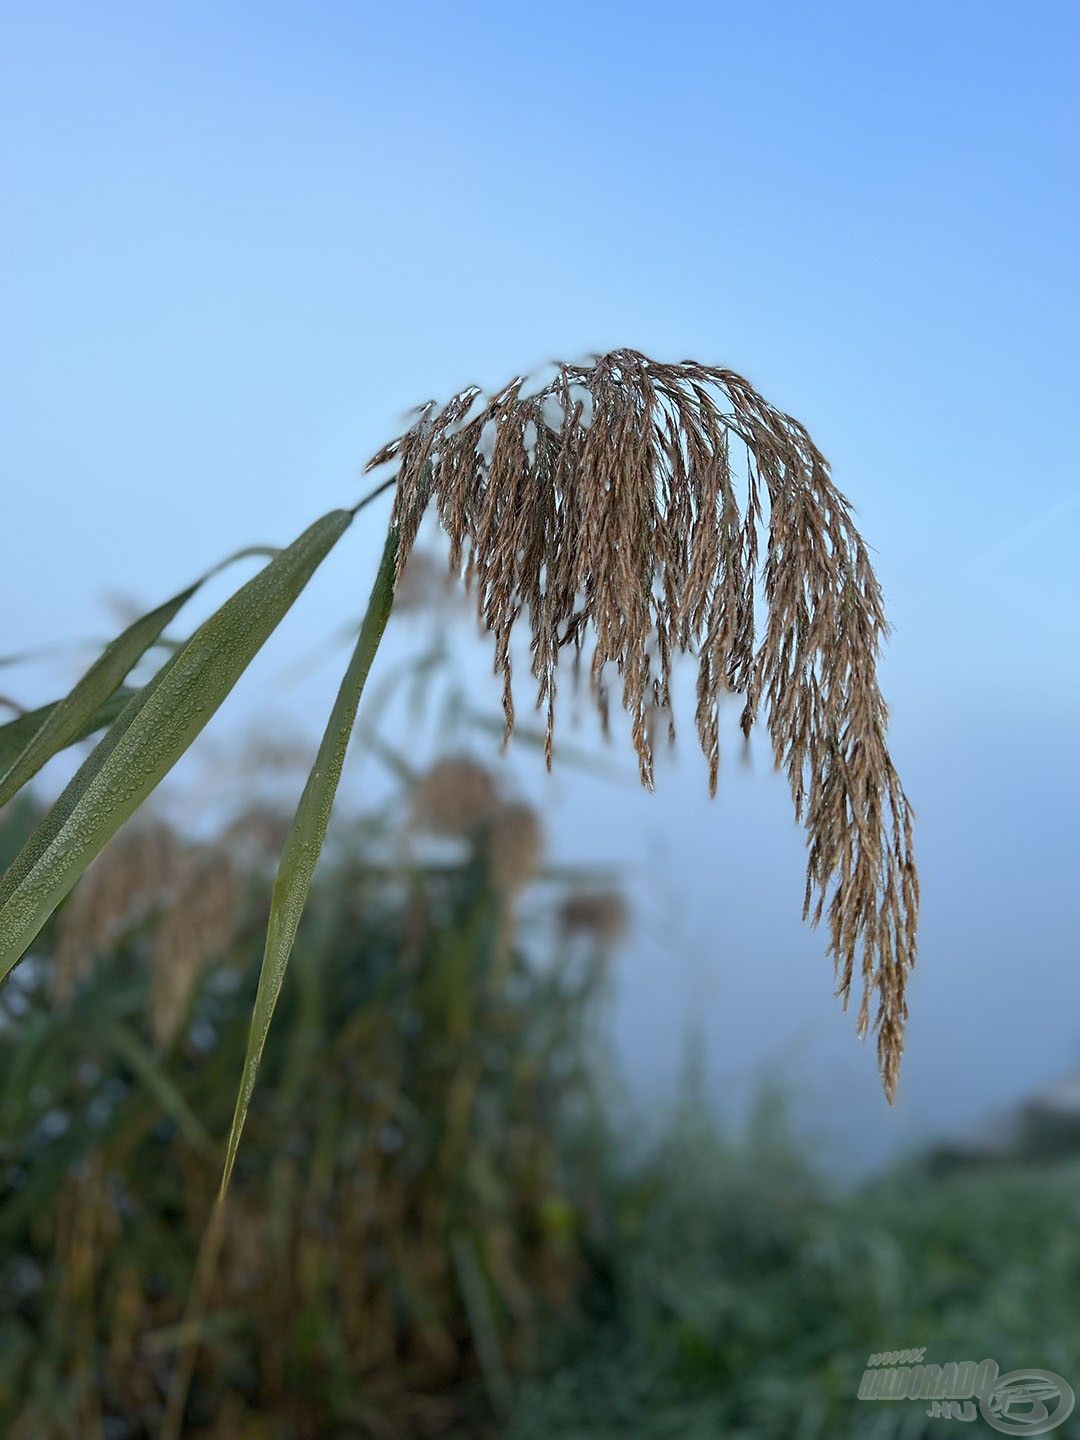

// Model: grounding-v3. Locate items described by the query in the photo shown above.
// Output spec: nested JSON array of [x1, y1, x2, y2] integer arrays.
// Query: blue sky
[[2, 1, 1079, 1169]]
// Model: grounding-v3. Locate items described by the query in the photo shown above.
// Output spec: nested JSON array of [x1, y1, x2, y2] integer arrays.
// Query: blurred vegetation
[[0, 752, 618, 1440], [511, 1084, 1080, 1439], [2, 747, 1079, 1439]]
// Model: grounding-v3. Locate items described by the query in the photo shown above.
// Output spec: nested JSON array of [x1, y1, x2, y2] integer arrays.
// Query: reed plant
[[4, 796, 1073, 1440], [0, 348, 918, 1215], [0, 757, 616, 1438]]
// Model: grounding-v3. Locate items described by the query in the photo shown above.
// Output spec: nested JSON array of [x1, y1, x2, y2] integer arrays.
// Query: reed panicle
[[367, 349, 917, 1097], [149, 852, 241, 1048], [558, 891, 629, 945], [484, 801, 543, 898], [53, 822, 183, 1001], [392, 546, 463, 615], [412, 757, 500, 838], [51, 816, 240, 1047]]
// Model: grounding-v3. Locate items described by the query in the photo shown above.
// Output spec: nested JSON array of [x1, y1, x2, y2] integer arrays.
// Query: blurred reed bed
[[0, 744, 623, 1440], [2, 757, 1077, 1438]]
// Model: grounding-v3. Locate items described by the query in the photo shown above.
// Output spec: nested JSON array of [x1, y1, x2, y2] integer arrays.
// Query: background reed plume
[[368, 349, 918, 1097]]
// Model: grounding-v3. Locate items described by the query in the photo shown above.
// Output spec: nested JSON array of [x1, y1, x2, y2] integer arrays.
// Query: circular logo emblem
[[980, 1369, 1075, 1436]]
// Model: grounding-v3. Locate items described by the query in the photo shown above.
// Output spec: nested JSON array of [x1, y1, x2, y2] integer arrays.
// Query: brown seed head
[[221, 804, 295, 871], [558, 890, 629, 944], [54, 821, 183, 1001], [485, 801, 543, 896], [150, 851, 241, 1047], [391, 546, 462, 616], [367, 348, 918, 1098], [411, 756, 499, 838]]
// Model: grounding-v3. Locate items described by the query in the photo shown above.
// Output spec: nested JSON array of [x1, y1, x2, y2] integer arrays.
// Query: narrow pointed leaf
[[199, 544, 280, 580], [0, 545, 279, 809], [0, 591, 195, 807], [0, 510, 352, 981], [0, 666, 179, 916], [220, 527, 398, 1196], [104, 1021, 214, 1155], [0, 688, 136, 775]]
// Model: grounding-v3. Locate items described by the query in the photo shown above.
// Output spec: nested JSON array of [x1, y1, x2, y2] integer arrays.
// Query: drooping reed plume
[[53, 818, 241, 1048], [150, 852, 241, 1047], [367, 349, 918, 1097], [53, 822, 183, 1002]]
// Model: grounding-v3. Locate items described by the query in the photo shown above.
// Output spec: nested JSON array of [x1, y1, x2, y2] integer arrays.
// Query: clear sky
[[3, 1, 1079, 1171]]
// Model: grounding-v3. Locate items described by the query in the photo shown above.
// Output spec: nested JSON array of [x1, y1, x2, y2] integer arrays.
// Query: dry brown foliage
[[367, 349, 918, 1097]]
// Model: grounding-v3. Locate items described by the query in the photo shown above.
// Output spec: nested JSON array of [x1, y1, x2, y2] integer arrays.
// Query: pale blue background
[[3, 1, 1078, 1170]]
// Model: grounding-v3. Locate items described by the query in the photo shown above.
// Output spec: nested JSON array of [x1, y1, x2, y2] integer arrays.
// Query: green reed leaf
[[0, 668, 179, 917], [0, 512, 351, 983], [0, 688, 136, 777], [0, 593, 195, 808], [0, 546, 279, 810], [219, 526, 398, 1196], [104, 1021, 215, 1156]]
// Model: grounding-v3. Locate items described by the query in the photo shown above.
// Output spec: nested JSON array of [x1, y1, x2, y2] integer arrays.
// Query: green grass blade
[[0, 591, 195, 807], [0, 545, 279, 809], [0, 668, 179, 916], [0, 688, 136, 775], [199, 544, 280, 581], [219, 526, 398, 1196], [0, 510, 352, 982], [104, 1020, 215, 1156], [450, 1230, 513, 1415]]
